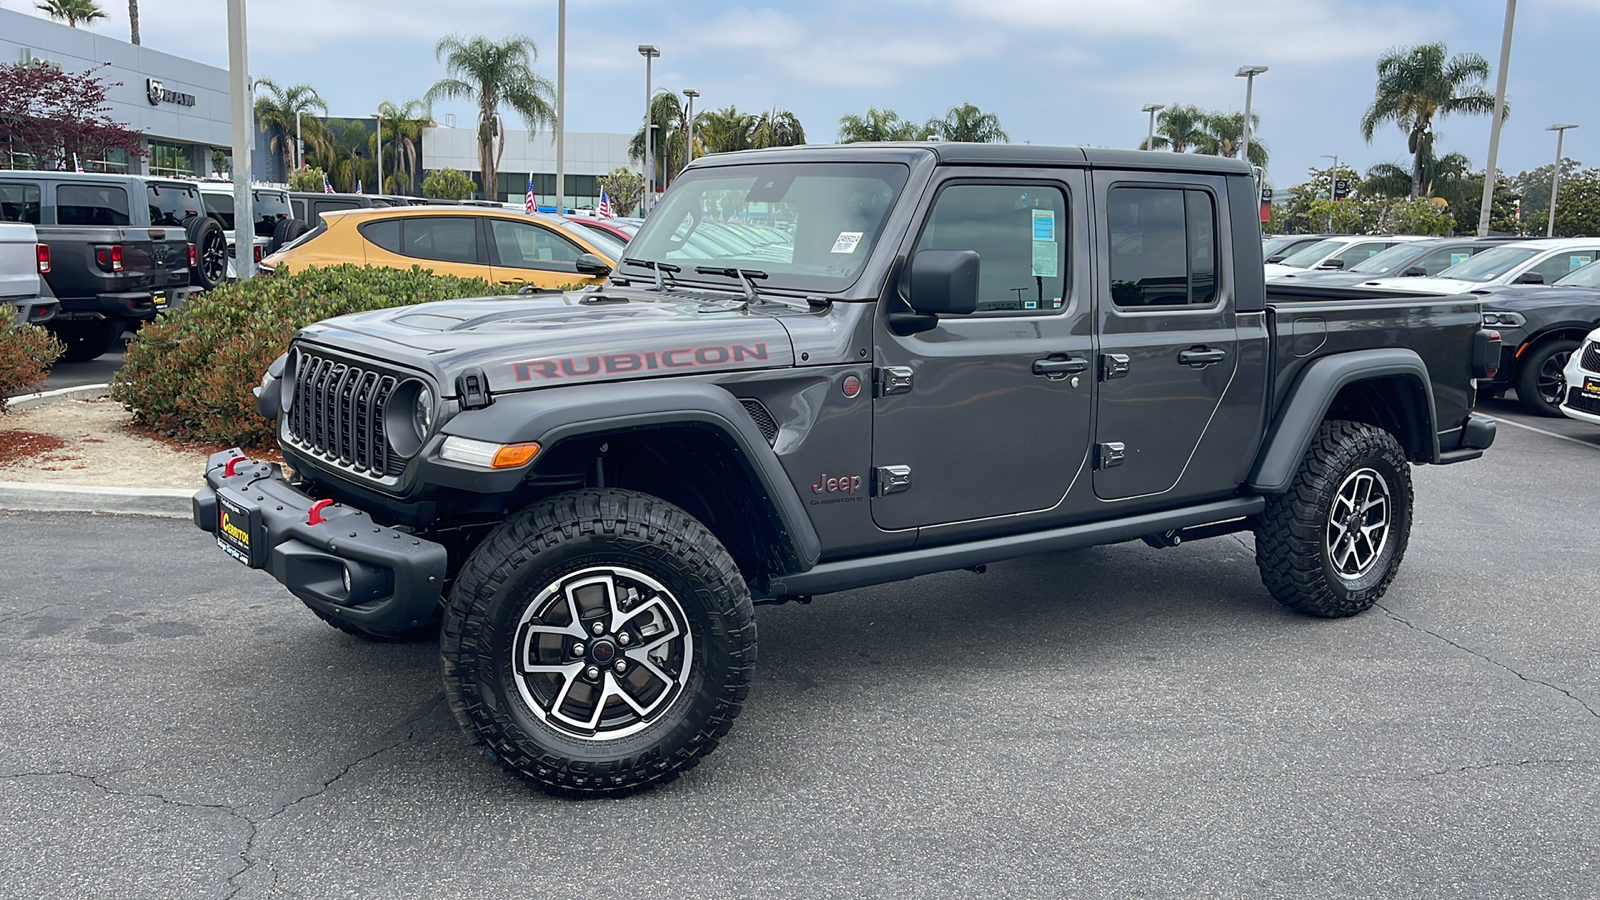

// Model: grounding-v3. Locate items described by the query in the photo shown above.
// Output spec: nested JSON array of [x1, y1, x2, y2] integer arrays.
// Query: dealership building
[[1, 7, 636, 201]]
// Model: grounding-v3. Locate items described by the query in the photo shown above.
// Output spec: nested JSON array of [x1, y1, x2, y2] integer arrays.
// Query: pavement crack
[[1415, 758, 1582, 780], [1379, 603, 1600, 721], [0, 604, 55, 629]]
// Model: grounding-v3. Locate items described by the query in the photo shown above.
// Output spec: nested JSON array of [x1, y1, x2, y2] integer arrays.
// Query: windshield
[[147, 182, 202, 227], [1347, 242, 1434, 275], [1262, 236, 1309, 258], [1554, 260, 1600, 288], [1434, 246, 1541, 282], [1278, 239, 1343, 268], [623, 162, 909, 292]]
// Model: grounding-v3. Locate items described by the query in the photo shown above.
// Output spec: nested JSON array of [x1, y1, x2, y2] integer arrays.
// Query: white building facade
[[421, 126, 634, 209]]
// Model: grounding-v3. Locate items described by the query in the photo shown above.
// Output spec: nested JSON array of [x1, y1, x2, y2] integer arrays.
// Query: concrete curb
[[0, 481, 194, 518], [9, 382, 111, 411]]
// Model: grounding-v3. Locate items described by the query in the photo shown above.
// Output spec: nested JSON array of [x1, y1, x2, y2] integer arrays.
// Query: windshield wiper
[[622, 257, 681, 291], [693, 266, 815, 311]]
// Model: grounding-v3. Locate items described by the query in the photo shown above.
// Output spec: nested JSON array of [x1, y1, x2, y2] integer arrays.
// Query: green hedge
[[0, 309, 63, 415], [112, 265, 518, 447]]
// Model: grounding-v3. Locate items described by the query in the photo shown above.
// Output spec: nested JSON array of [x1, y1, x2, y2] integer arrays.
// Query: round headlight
[[413, 387, 434, 440]]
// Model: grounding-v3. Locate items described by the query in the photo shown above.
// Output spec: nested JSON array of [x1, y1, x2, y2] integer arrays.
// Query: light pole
[[1321, 153, 1340, 231], [1478, 0, 1517, 236], [373, 113, 382, 194], [1546, 122, 1579, 237], [683, 88, 699, 174], [226, 0, 254, 279], [555, 0, 566, 214], [1141, 103, 1165, 150], [638, 44, 660, 213], [295, 109, 302, 171], [1235, 65, 1268, 168]]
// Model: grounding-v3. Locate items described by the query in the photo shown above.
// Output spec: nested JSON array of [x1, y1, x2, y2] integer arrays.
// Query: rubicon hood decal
[[514, 342, 776, 381]]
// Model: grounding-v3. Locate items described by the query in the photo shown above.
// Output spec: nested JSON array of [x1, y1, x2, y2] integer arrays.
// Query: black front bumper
[[192, 450, 448, 635]]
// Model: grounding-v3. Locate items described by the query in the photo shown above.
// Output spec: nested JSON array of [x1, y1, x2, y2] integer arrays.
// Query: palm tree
[[1360, 43, 1499, 199], [253, 80, 329, 178], [927, 102, 1008, 143], [629, 92, 687, 190], [35, 0, 107, 27], [837, 108, 929, 143], [699, 106, 755, 154], [426, 34, 555, 201], [1141, 104, 1208, 153], [1197, 111, 1268, 168], [127, 0, 139, 43], [750, 108, 805, 148], [311, 119, 376, 193], [373, 99, 432, 194]]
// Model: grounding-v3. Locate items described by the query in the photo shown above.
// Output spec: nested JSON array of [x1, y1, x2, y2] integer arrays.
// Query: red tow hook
[[223, 456, 248, 477], [307, 499, 334, 526]]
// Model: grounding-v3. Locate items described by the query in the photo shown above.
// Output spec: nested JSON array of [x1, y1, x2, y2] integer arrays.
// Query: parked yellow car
[[259, 206, 620, 289]]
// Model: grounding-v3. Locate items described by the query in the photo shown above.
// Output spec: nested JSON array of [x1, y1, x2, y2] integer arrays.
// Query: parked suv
[[196, 182, 295, 278], [1262, 234, 1431, 279], [1269, 237, 1518, 287], [1477, 261, 1600, 415], [1364, 238, 1600, 295], [195, 144, 1497, 796], [0, 222, 57, 325], [0, 172, 194, 361]]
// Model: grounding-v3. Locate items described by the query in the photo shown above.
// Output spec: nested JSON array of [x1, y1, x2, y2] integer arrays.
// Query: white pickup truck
[[0, 222, 57, 326]]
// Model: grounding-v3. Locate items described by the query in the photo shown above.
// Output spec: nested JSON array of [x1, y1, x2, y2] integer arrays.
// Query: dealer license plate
[[215, 489, 261, 568], [1584, 376, 1600, 397]]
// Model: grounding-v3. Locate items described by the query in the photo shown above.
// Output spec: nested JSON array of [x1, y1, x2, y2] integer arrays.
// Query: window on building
[[148, 141, 195, 177], [1108, 186, 1219, 308], [0, 182, 42, 224], [57, 184, 131, 226]]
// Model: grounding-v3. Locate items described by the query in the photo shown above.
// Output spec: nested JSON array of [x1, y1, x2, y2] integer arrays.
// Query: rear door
[[358, 214, 488, 279], [1092, 172, 1239, 502], [871, 169, 1095, 531]]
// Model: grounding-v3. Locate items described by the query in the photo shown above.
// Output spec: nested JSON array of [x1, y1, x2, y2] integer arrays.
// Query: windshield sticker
[[1451, 252, 1469, 265], [831, 231, 864, 254], [1031, 209, 1055, 242], [1573, 255, 1590, 271], [1031, 240, 1058, 278]]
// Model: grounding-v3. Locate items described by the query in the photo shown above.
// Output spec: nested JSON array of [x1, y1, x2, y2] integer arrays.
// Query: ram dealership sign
[[146, 78, 196, 107]]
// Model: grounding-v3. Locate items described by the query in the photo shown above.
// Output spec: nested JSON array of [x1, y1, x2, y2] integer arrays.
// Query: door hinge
[[873, 465, 913, 496], [1100, 353, 1130, 381], [1095, 442, 1125, 469], [875, 366, 914, 397]]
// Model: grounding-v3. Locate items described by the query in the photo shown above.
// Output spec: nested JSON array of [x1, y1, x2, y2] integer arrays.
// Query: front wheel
[[1514, 339, 1579, 418], [1255, 420, 1413, 618], [440, 489, 756, 796]]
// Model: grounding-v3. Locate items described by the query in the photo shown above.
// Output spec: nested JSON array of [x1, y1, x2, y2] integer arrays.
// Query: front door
[[1092, 174, 1239, 501], [872, 171, 1095, 531]]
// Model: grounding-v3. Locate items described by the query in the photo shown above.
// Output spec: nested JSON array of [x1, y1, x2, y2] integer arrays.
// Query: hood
[[1480, 285, 1600, 311], [1357, 275, 1480, 295], [1268, 270, 1385, 287], [294, 288, 797, 395], [1262, 263, 1315, 279]]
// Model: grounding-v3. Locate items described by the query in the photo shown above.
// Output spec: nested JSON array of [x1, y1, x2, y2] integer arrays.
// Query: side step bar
[[762, 496, 1265, 598]]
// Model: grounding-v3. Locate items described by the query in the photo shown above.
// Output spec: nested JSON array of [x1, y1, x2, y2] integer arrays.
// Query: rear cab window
[[1108, 186, 1218, 307], [203, 192, 235, 231], [252, 190, 293, 237], [0, 182, 42, 224], [147, 182, 202, 227]]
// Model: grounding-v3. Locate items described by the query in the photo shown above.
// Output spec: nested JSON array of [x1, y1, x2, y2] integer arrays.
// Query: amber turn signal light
[[491, 442, 541, 468]]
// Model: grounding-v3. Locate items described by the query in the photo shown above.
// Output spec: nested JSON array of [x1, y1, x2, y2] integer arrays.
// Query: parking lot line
[[1483, 415, 1600, 452]]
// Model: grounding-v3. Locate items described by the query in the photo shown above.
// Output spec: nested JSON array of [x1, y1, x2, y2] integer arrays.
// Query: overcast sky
[[15, 0, 1598, 188]]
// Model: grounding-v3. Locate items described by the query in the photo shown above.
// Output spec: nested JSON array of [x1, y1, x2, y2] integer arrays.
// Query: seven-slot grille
[[1582, 340, 1600, 373], [285, 350, 405, 477]]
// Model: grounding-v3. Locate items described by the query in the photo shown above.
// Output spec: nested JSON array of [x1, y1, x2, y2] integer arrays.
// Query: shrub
[[286, 166, 330, 194], [0, 308, 63, 415], [423, 167, 476, 201], [111, 265, 516, 447]]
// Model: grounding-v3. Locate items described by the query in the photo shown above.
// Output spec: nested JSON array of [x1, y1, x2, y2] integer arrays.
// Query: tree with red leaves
[[0, 62, 146, 171]]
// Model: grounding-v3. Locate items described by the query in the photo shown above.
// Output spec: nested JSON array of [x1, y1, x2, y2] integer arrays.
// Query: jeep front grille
[[284, 351, 405, 477], [1582, 341, 1600, 373], [739, 399, 779, 446]]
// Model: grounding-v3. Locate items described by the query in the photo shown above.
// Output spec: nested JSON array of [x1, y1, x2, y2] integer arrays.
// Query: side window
[[1530, 250, 1597, 284], [912, 183, 1068, 313], [0, 182, 42, 224], [292, 199, 307, 221], [399, 216, 479, 264], [360, 219, 402, 253], [1417, 246, 1469, 275], [313, 199, 360, 217], [489, 218, 584, 270], [57, 184, 131, 226], [202, 193, 235, 231], [1108, 186, 1217, 307], [1331, 241, 1388, 269]]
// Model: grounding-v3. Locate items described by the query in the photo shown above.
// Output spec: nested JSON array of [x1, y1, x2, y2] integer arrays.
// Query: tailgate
[[139, 228, 191, 288], [0, 239, 38, 300]]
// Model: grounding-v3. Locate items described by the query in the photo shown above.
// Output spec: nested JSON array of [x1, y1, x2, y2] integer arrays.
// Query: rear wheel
[[1256, 420, 1413, 618], [268, 218, 309, 255], [50, 319, 122, 363], [1515, 339, 1579, 417], [185, 215, 227, 290], [441, 489, 756, 796]]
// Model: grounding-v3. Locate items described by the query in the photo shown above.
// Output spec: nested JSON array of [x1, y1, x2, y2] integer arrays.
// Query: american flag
[[355, 180, 363, 195], [525, 174, 535, 214], [323, 175, 334, 194], [73, 153, 83, 173], [598, 189, 614, 219]]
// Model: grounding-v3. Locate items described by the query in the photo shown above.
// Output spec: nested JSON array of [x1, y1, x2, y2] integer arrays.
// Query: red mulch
[[0, 431, 69, 468], [118, 420, 286, 465]]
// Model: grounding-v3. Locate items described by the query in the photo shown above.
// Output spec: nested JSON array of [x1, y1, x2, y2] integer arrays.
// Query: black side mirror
[[1401, 266, 1428, 277], [1515, 271, 1545, 285], [1317, 259, 1346, 270], [908, 249, 979, 315], [575, 253, 612, 276]]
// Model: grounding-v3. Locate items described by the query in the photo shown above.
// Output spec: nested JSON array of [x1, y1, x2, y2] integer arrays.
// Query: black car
[[1269, 237, 1520, 287], [1478, 261, 1600, 415], [1263, 233, 1332, 264]]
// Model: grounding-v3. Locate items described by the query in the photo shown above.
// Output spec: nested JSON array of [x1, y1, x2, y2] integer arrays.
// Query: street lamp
[[1321, 153, 1340, 231], [1141, 103, 1165, 151], [638, 44, 660, 213], [295, 109, 302, 171], [683, 88, 699, 174], [1546, 123, 1579, 237], [1478, 0, 1517, 236], [555, 0, 567, 214], [1234, 65, 1268, 168], [373, 112, 382, 194]]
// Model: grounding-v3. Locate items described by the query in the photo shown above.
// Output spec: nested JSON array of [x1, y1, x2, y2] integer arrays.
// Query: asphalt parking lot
[[2, 413, 1598, 898]]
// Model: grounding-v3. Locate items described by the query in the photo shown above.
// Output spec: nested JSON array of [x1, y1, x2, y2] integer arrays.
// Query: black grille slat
[[284, 349, 415, 479], [1582, 341, 1600, 372], [1566, 387, 1600, 415], [739, 399, 779, 445]]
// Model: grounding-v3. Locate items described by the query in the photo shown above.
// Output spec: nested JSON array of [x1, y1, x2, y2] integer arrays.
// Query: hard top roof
[[681, 142, 1252, 176]]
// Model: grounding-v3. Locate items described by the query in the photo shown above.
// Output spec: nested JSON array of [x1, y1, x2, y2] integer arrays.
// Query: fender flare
[[1248, 349, 1438, 493], [440, 381, 822, 573]]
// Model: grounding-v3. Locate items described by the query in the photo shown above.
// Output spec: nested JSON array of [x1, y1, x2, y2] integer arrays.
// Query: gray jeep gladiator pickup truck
[[193, 145, 1500, 796]]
